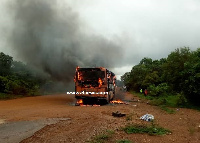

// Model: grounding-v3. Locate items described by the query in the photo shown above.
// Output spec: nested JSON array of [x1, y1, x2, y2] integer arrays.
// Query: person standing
[[140, 89, 143, 93], [144, 89, 148, 96]]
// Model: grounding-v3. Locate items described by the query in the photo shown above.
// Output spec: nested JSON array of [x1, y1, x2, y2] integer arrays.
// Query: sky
[[0, 0, 200, 80]]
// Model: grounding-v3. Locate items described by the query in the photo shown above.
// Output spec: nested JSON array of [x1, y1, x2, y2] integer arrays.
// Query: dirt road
[[0, 90, 200, 143]]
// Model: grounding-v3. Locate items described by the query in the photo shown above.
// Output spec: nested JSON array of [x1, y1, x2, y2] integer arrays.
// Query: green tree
[[0, 52, 13, 76], [162, 47, 191, 92], [122, 47, 200, 106], [181, 48, 200, 104]]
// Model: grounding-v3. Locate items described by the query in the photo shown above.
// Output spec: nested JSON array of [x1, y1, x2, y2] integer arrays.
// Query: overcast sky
[[1, 0, 200, 79]]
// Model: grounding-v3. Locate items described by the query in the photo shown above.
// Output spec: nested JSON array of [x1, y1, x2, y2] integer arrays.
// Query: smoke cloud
[[8, 0, 124, 83]]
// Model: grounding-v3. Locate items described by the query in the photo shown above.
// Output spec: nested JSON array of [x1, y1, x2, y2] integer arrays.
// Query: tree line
[[0, 52, 50, 97], [121, 47, 200, 106]]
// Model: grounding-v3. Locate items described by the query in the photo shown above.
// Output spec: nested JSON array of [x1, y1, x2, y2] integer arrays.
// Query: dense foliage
[[121, 47, 200, 106], [0, 52, 49, 97]]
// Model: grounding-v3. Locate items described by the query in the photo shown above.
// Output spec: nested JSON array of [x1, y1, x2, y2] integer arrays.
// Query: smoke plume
[[8, 0, 123, 83]]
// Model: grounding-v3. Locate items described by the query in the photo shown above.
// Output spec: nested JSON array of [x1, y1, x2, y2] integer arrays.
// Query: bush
[[149, 93, 188, 107], [123, 123, 171, 136], [148, 83, 170, 97], [0, 76, 8, 92]]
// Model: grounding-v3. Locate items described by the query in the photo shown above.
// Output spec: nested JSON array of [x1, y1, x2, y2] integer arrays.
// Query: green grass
[[130, 91, 153, 100], [123, 123, 171, 136], [130, 91, 200, 112], [160, 105, 175, 114], [131, 91, 177, 114], [131, 91, 186, 106], [117, 139, 132, 143], [89, 130, 115, 143]]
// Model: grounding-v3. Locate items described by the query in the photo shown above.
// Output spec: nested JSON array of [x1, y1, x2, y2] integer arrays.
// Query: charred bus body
[[74, 67, 116, 103]]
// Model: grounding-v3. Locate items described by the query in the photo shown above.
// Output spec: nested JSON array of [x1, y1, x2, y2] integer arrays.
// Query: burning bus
[[74, 67, 116, 104]]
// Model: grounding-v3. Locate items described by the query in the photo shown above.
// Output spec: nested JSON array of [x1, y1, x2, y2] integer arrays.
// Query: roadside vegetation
[[121, 47, 200, 108], [123, 122, 171, 136], [89, 130, 115, 143], [0, 52, 52, 99], [88, 121, 171, 143], [88, 129, 133, 143]]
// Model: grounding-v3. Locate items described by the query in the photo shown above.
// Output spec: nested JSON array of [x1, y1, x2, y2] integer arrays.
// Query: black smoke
[[8, 0, 124, 84]]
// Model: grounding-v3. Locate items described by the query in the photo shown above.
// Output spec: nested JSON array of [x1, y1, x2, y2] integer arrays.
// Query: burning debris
[[75, 99, 83, 106], [110, 99, 124, 104], [110, 99, 129, 105], [75, 99, 101, 106]]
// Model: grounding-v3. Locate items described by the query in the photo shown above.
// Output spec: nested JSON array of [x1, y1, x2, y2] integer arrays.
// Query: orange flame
[[98, 78, 103, 87], [77, 72, 80, 80], [77, 72, 83, 80], [76, 99, 83, 105], [110, 100, 129, 105], [75, 66, 82, 81], [110, 99, 124, 104], [76, 99, 101, 106]]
